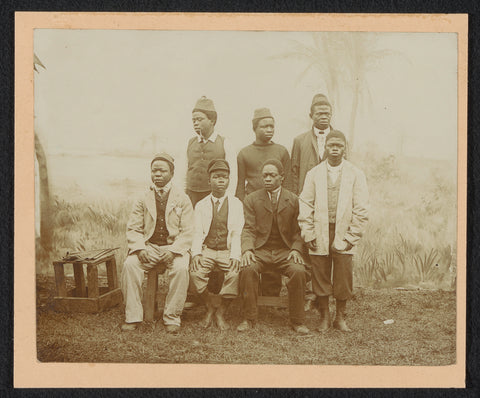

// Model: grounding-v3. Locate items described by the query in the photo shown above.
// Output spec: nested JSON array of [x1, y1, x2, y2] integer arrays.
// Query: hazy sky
[[34, 29, 457, 161]]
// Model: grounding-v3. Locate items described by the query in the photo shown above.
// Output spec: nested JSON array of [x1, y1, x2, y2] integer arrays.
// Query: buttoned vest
[[263, 196, 286, 250], [149, 190, 170, 246], [204, 198, 229, 250], [187, 135, 226, 192], [327, 171, 342, 223]]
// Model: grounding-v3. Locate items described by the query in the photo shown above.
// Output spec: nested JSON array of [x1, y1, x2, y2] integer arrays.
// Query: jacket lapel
[[318, 164, 329, 223], [277, 188, 289, 214], [145, 189, 156, 220], [336, 162, 354, 222], [309, 128, 320, 161], [165, 186, 178, 216], [261, 190, 273, 213]]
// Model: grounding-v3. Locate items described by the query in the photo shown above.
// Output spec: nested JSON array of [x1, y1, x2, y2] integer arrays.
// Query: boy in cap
[[121, 152, 194, 333], [190, 159, 244, 330], [236, 107, 292, 297], [291, 94, 345, 195], [298, 131, 368, 332], [186, 96, 237, 207], [236, 107, 291, 201]]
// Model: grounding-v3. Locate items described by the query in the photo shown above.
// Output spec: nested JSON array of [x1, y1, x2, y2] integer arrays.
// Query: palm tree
[[34, 53, 52, 251], [276, 32, 406, 156]]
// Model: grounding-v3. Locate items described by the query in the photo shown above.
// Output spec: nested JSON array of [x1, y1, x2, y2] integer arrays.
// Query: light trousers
[[121, 242, 189, 326]]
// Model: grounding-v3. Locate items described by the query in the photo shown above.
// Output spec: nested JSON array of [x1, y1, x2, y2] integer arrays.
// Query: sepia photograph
[[15, 12, 467, 388]]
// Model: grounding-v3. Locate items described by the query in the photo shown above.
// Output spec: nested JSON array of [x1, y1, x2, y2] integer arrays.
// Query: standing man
[[237, 159, 309, 334], [187, 96, 237, 207], [121, 152, 194, 334], [236, 108, 291, 201], [298, 131, 368, 332], [291, 94, 345, 195], [190, 159, 244, 330], [236, 107, 291, 297]]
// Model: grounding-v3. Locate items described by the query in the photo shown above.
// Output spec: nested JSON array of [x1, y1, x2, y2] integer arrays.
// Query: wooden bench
[[53, 253, 122, 313]]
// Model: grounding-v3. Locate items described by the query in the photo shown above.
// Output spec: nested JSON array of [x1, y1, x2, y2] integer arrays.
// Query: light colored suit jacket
[[126, 185, 194, 256], [191, 194, 244, 260], [291, 126, 344, 194], [298, 160, 368, 255]]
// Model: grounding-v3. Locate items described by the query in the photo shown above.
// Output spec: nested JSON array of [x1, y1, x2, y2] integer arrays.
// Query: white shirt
[[326, 160, 344, 184], [267, 187, 281, 202], [198, 130, 218, 143], [313, 126, 330, 158], [209, 193, 228, 211], [151, 181, 172, 195]]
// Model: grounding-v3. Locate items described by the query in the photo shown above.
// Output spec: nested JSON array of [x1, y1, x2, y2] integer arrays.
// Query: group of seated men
[[120, 94, 369, 335]]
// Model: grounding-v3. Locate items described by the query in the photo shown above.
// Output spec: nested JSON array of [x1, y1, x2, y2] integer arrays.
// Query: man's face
[[254, 118, 275, 143], [192, 111, 214, 137], [325, 137, 345, 162], [209, 170, 230, 195], [151, 160, 173, 188], [262, 164, 284, 192], [310, 104, 332, 130]]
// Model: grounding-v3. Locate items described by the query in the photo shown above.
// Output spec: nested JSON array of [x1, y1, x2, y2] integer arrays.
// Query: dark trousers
[[239, 247, 306, 325], [309, 224, 353, 301]]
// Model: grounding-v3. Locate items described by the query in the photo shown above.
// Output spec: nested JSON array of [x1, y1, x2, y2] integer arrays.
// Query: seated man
[[121, 152, 194, 334], [237, 159, 309, 334], [190, 159, 244, 330]]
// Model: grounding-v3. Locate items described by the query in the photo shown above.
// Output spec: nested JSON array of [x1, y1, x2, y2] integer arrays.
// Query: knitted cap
[[151, 152, 175, 168], [252, 107, 274, 123], [193, 96, 216, 113], [311, 93, 331, 107]]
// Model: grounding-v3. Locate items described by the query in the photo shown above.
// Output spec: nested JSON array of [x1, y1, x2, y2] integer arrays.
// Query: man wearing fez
[[238, 159, 309, 334], [236, 107, 292, 297], [298, 132, 368, 332], [121, 153, 194, 334], [187, 96, 237, 207], [291, 94, 345, 195], [190, 159, 244, 330]]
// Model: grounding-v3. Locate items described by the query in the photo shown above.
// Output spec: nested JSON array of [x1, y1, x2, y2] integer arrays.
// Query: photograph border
[[14, 12, 468, 388]]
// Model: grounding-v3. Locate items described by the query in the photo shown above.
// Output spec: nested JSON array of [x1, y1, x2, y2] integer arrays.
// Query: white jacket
[[191, 194, 244, 260]]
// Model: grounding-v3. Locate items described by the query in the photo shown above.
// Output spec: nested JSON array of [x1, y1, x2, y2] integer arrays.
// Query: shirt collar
[[326, 160, 344, 172], [210, 193, 227, 207], [314, 126, 331, 137], [267, 186, 281, 201], [151, 181, 172, 195], [198, 130, 218, 143]]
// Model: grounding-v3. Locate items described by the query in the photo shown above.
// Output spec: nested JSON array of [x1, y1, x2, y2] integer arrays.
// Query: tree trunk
[[35, 132, 53, 251]]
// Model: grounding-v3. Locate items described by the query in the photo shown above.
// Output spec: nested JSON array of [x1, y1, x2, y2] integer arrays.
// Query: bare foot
[[215, 311, 230, 331], [200, 310, 214, 328]]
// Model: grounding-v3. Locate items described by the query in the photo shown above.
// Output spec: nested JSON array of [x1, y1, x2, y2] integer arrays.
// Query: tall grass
[[353, 151, 456, 290], [36, 151, 457, 290]]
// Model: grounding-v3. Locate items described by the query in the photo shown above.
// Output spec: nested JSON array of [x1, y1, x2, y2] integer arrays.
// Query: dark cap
[[207, 159, 230, 174], [325, 130, 346, 143], [252, 107, 274, 122], [151, 152, 175, 168]]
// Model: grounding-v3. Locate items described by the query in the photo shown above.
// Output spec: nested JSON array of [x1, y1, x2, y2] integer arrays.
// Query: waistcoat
[[204, 198, 229, 250], [148, 190, 170, 246], [263, 197, 286, 250], [187, 135, 226, 192]]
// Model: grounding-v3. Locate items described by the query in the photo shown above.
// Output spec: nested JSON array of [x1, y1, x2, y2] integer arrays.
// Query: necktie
[[214, 199, 220, 213], [271, 193, 277, 211]]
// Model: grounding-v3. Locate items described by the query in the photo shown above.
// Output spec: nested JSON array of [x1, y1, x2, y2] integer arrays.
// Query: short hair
[[325, 130, 346, 144], [310, 100, 332, 115], [192, 109, 217, 126], [262, 159, 284, 176]]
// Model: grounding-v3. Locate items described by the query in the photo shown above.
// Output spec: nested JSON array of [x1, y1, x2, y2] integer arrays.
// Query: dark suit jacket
[[291, 126, 344, 195], [241, 188, 304, 254]]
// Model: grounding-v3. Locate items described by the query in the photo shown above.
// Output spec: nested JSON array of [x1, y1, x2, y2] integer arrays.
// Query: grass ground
[[37, 275, 455, 365]]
